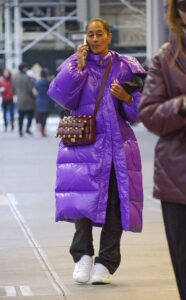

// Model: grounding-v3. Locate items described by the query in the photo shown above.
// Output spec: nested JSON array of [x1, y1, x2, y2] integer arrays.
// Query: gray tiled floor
[[0, 119, 180, 299]]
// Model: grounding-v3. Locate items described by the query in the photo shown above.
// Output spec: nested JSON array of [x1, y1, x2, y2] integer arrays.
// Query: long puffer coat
[[139, 32, 186, 205], [48, 50, 145, 232]]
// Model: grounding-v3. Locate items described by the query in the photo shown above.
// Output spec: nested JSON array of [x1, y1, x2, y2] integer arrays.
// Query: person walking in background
[[139, 1, 186, 299], [12, 63, 35, 137], [35, 68, 50, 137], [48, 18, 145, 285], [0, 69, 15, 132]]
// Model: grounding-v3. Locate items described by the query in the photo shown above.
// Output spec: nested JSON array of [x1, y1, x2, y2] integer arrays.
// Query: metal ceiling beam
[[112, 24, 145, 29], [21, 9, 76, 53], [21, 16, 77, 22], [0, 1, 76, 7], [120, 0, 145, 16], [2, 1, 77, 68], [22, 8, 76, 49]]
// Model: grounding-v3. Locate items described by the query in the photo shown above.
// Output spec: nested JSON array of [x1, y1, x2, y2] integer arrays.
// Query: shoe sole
[[92, 281, 110, 285], [73, 277, 90, 284], [73, 275, 90, 284], [75, 281, 89, 284]]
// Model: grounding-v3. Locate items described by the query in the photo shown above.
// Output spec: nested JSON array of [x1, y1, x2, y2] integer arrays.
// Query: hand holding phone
[[77, 35, 88, 70]]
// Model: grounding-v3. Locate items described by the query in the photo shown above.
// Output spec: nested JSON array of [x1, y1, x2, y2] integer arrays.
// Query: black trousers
[[18, 110, 34, 134], [70, 166, 123, 274], [2, 101, 14, 128], [161, 201, 186, 300]]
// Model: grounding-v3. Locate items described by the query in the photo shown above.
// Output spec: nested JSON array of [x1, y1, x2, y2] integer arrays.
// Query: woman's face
[[86, 21, 112, 57]]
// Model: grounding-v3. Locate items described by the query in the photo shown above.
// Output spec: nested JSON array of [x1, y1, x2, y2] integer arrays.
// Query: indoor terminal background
[[0, 1, 179, 299], [0, 0, 166, 74]]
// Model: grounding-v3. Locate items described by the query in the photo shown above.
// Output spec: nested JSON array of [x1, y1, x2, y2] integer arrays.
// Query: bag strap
[[94, 59, 112, 116]]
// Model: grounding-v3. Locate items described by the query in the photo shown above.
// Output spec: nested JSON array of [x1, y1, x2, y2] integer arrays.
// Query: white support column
[[77, 0, 100, 30], [14, 0, 22, 69], [146, 0, 167, 62], [89, 0, 100, 19], [0, 6, 3, 42], [5, 2, 13, 69]]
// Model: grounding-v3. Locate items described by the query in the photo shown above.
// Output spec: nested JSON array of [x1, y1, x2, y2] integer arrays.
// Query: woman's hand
[[110, 81, 132, 104], [77, 44, 89, 71]]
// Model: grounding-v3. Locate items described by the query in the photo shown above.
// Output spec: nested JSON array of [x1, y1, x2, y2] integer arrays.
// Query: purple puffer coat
[[48, 50, 145, 232]]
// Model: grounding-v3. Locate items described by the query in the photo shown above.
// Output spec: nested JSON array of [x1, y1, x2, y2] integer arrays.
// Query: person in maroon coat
[[139, 1, 186, 299]]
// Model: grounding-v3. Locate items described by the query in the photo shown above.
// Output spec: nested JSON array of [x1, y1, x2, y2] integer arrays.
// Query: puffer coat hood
[[48, 50, 145, 232], [139, 32, 186, 204]]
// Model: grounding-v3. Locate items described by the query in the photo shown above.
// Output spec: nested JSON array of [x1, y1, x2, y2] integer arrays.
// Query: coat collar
[[87, 51, 112, 66]]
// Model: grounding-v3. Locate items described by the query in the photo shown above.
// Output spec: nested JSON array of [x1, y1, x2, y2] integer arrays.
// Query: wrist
[[180, 95, 186, 117], [182, 96, 186, 110], [125, 93, 132, 103]]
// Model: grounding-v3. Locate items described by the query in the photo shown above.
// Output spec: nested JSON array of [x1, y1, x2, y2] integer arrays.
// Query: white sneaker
[[73, 255, 93, 284], [91, 263, 112, 285]]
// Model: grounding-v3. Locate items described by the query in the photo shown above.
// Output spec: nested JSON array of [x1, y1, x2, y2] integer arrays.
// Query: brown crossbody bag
[[56, 59, 112, 146]]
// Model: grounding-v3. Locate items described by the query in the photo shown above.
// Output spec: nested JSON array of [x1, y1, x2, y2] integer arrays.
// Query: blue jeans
[[2, 101, 14, 129]]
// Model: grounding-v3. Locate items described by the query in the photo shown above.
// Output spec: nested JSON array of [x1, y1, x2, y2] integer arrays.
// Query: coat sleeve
[[27, 77, 34, 96], [119, 55, 146, 124], [121, 91, 142, 124], [47, 54, 88, 110], [139, 53, 186, 136]]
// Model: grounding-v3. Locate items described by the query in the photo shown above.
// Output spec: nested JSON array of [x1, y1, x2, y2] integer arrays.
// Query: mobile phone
[[83, 34, 90, 53], [83, 34, 87, 45]]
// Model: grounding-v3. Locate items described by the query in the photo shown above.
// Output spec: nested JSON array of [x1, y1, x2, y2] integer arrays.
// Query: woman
[[48, 18, 145, 285], [0, 69, 14, 131], [35, 68, 50, 137], [139, 1, 186, 299]]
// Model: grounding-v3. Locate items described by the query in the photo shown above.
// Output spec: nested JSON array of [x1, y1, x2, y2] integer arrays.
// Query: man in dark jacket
[[13, 63, 35, 136]]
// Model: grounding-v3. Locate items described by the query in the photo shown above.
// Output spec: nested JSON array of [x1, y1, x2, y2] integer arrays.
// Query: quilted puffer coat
[[48, 50, 145, 232], [139, 32, 186, 205]]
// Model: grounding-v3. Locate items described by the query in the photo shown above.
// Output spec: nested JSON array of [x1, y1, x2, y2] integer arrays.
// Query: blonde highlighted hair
[[167, 0, 184, 56]]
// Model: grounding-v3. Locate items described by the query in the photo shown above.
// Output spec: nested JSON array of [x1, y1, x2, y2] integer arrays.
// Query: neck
[[100, 50, 109, 57]]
